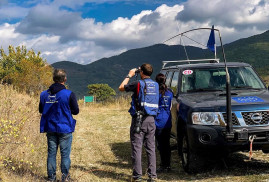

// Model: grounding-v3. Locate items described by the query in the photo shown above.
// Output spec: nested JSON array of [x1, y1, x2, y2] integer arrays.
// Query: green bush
[[87, 83, 116, 102]]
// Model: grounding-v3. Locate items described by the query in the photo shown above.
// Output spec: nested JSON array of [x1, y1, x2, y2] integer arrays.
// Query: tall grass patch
[[0, 84, 47, 181]]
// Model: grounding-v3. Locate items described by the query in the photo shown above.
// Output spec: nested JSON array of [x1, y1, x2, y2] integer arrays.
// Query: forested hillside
[[53, 30, 269, 98], [222, 30, 269, 75]]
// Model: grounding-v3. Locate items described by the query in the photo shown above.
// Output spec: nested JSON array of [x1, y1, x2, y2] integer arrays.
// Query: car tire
[[180, 132, 205, 173]]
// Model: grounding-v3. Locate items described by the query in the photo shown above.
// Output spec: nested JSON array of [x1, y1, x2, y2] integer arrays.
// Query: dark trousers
[[155, 127, 171, 167], [130, 116, 157, 179]]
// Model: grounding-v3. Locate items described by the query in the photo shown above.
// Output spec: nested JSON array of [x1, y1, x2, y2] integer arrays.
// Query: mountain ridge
[[52, 30, 269, 98]]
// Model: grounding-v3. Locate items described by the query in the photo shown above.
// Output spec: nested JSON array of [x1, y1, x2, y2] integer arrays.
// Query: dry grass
[[2, 87, 269, 181], [261, 75, 269, 87], [0, 84, 47, 181]]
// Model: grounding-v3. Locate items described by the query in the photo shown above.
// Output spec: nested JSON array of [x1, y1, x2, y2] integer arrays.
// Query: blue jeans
[[47, 132, 73, 179]]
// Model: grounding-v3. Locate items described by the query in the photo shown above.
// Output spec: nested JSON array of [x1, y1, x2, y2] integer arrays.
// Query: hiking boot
[[61, 173, 71, 182]]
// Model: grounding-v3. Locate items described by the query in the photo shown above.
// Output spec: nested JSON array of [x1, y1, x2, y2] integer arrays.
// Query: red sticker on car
[[183, 70, 193, 75]]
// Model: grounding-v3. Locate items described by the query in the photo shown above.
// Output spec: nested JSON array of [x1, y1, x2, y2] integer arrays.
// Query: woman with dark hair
[[155, 73, 173, 173]]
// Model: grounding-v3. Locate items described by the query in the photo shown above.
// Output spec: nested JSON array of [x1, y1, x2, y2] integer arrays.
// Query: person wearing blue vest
[[119, 63, 159, 182], [155, 73, 173, 173], [39, 69, 79, 182]]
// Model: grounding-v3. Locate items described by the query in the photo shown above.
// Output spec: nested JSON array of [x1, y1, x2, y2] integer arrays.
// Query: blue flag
[[207, 25, 215, 52]]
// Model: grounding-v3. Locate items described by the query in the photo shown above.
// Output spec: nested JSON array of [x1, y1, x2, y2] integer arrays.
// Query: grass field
[[2, 87, 269, 181]]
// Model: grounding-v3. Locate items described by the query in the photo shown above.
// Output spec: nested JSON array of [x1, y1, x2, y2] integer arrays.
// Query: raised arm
[[119, 68, 137, 92]]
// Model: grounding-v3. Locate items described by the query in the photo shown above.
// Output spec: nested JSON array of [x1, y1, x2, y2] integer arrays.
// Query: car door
[[170, 71, 180, 137]]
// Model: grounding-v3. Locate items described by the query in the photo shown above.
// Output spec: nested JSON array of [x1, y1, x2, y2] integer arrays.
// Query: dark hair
[[53, 69, 67, 83], [140, 63, 153, 76], [155, 73, 167, 96]]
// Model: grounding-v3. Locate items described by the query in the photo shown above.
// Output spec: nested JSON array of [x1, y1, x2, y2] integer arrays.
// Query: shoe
[[147, 178, 157, 182], [156, 166, 171, 173], [47, 178, 56, 182], [156, 166, 165, 173], [47, 176, 56, 182], [61, 173, 71, 182]]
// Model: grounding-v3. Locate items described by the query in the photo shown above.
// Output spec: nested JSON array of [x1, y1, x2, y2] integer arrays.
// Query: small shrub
[[87, 83, 116, 102]]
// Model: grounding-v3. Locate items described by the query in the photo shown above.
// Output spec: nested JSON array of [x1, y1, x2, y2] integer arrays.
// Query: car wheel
[[180, 133, 205, 173]]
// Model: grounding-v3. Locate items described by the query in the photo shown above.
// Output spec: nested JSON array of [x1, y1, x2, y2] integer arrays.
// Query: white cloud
[[75, 4, 184, 49], [40, 40, 126, 64], [16, 4, 82, 36], [0, 1, 268, 64], [0, 0, 7, 7], [0, 6, 29, 20], [13, 3, 186, 63], [0, 23, 27, 48], [176, 0, 269, 30]]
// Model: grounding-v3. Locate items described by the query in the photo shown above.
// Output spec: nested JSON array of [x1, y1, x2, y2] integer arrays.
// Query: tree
[[87, 83, 116, 102], [0, 45, 53, 95]]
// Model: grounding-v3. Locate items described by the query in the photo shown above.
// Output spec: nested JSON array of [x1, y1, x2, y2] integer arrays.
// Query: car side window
[[170, 72, 179, 95], [165, 71, 173, 87]]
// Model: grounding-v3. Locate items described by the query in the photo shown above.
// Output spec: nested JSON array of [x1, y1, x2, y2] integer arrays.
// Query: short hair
[[140, 63, 153, 76], [53, 69, 66, 83]]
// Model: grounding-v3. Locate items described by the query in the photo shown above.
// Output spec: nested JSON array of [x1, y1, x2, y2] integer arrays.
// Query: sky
[[0, 0, 268, 64]]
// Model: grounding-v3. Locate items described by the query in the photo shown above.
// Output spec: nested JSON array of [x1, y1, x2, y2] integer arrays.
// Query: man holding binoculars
[[119, 63, 159, 182]]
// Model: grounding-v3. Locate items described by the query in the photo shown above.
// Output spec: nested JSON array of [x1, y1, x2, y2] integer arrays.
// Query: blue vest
[[40, 89, 76, 133], [155, 90, 173, 129], [129, 78, 159, 116]]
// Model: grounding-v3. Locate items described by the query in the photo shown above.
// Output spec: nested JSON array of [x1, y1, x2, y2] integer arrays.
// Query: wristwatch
[[126, 74, 131, 78]]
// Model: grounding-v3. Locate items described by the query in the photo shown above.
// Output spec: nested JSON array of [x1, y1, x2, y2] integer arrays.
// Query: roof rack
[[162, 59, 219, 68]]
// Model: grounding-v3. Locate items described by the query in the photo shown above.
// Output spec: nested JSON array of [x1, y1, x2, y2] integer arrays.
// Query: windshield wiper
[[232, 86, 263, 90], [187, 88, 224, 93]]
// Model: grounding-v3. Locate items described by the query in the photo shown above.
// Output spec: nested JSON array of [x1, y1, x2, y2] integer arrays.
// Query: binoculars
[[135, 68, 141, 74]]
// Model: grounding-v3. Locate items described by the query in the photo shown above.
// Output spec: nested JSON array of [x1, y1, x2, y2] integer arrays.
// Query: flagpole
[[217, 30, 234, 140], [214, 44, 216, 59]]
